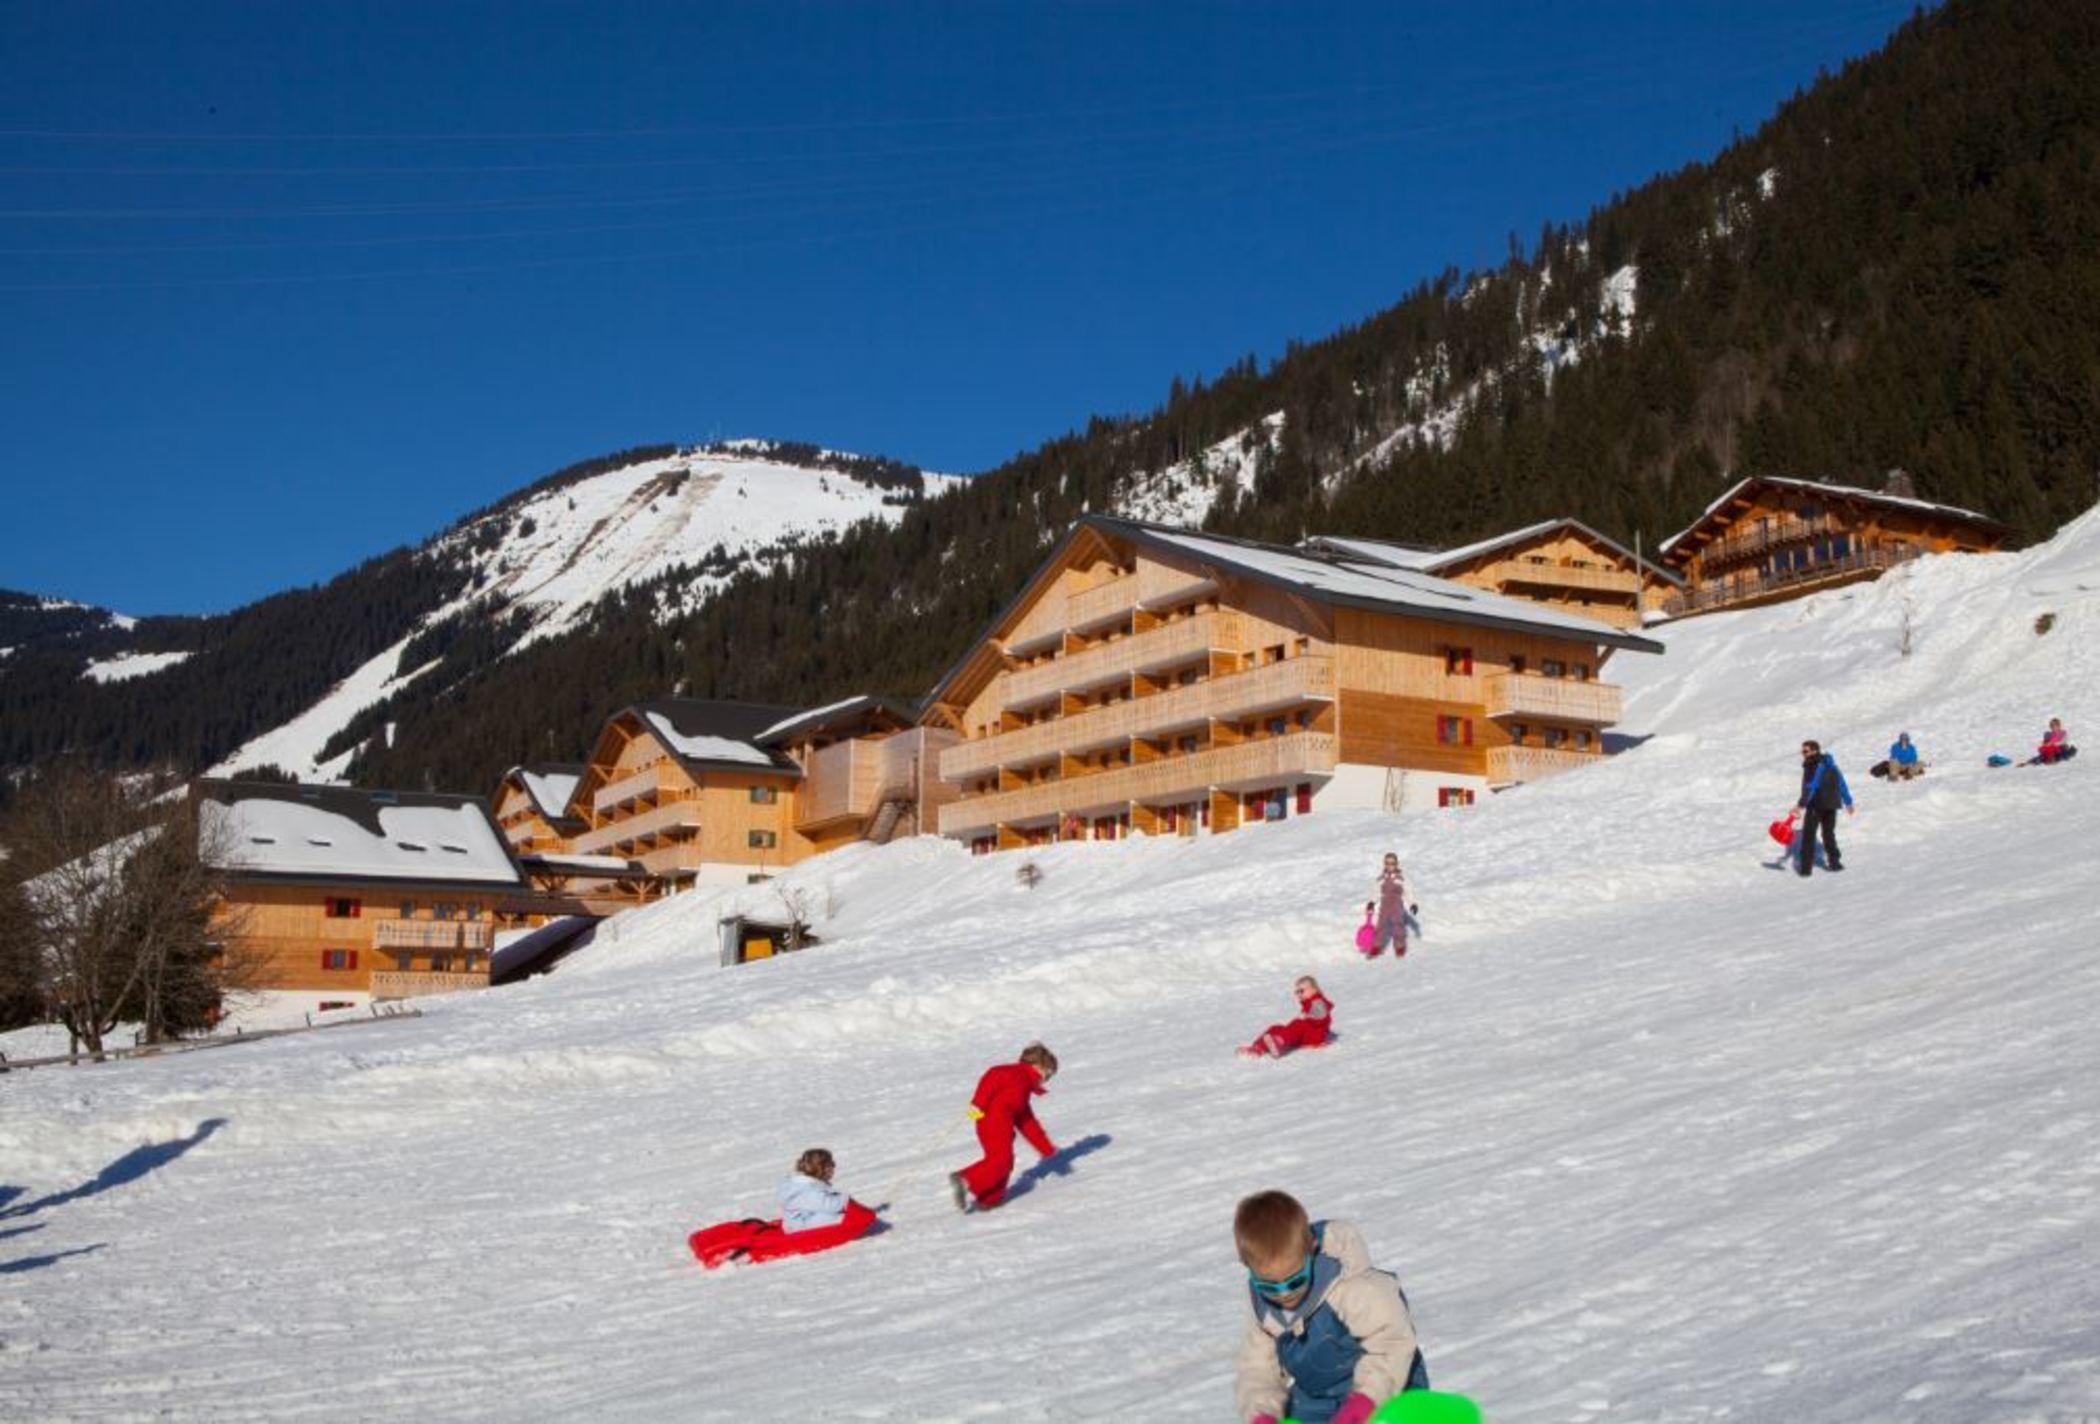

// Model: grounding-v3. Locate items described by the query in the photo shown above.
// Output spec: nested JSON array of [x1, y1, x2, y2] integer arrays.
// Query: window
[[1178, 735, 1200, 754], [1510, 654, 1527, 675], [1573, 663, 1592, 681], [1437, 788, 1475, 809], [325, 897, 361, 919], [1436, 716, 1473, 746], [1295, 783, 1313, 815], [435, 902, 457, 920], [1509, 723, 1530, 745], [398, 900, 417, 920], [749, 786, 778, 805], [748, 830, 778, 850], [1294, 637, 1311, 656], [1544, 727, 1568, 748], [1576, 730, 1593, 749], [1443, 646, 1474, 676], [321, 949, 358, 971], [465, 903, 481, 921], [1266, 716, 1289, 737], [393, 952, 412, 971], [746, 873, 773, 884], [1542, 659, 1566, 678]]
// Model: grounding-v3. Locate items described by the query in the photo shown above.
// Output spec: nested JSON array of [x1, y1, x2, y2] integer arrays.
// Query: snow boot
[[947, 1172, 971, 1214]]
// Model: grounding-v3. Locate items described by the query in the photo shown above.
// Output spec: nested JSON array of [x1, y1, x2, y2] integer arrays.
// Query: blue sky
[[0, 1, 1920, 614]]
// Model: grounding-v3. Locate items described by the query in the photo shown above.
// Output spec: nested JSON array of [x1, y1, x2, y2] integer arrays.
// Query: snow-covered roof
[[1659, 476, 2014, 560], [509, 765, 583, 822], [1299, 535, 1447, 571], [755, 695, 917, 746], [614, 700, 805, 775], [197, 781, 522, 887], [645, 713, 776, 766], [1306, 518, 1682, 583], [517, 852, 646, 877], [1113, 519, 1664, 653]]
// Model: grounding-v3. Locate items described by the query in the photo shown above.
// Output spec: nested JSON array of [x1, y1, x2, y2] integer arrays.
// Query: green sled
[[1282, 1392, 1484, 1424]]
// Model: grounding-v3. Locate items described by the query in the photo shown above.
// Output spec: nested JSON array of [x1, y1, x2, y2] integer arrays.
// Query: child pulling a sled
[[1363, 852, 1418, 958], [949, 1042, 1060, 1213], [1240, 977, 1334, 1058]]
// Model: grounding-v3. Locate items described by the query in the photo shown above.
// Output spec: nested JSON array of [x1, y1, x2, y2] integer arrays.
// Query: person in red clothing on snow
[[948, 1042, 1059, 1212], [1239, 977, 1334, 1059]]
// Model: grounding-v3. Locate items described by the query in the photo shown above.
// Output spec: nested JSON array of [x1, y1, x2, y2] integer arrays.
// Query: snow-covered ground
[[4, 513, 2098, 1421], [80, 650, 193, 683]]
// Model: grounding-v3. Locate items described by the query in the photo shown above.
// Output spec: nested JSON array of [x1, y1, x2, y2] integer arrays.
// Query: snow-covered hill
[[4, 513, 2097, 1420], [198, 443, 959, 781]]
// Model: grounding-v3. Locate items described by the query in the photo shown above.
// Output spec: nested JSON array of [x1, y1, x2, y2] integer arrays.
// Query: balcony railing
[[1700, 514, 1839, 568], [939, 732, 1337, 835], [1063, 567, 1218, 629], [998, 610, 1244, 708], [1482, 672, 1622, 725], [795, 737, 889, 829], [1487, 559, 1641, 596], [571, 797, 703, 854], [373, 920, 494, 950], [370, 969, 488, 1001], [1662, 544, 1917, 617], [941, 656, 1335, 781], [593, 765, 664, 816], [1485, 745, 1601, 785]]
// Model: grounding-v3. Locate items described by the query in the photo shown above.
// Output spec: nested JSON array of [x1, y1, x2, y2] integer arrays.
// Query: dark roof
[[617, 698, 807, 775], [1308, 518, 1686, 586], [1659, 475, 2017, 562], [924, 515, 1662, 709], [754, 695, 918, 747]]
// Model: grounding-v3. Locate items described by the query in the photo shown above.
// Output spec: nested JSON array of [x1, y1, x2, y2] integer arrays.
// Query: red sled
[[688, 1200, 878, 1269], [1768, 813, 1799, 848]]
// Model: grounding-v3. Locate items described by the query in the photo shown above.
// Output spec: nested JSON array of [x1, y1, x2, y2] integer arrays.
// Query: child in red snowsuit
[[1241, 977, 1334, 1058], [949, 1043, 1059, 1212]]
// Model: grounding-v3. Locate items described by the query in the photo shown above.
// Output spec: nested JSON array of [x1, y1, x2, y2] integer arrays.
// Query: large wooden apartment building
[[197, 779, 532, 1001], [1658, 474, 2012, 617], [1303, 518, 1680, 630], [921, 515, 1661, 850]]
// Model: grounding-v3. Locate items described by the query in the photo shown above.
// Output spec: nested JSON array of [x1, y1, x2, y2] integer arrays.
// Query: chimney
[[1882, 468, 1918, 500]]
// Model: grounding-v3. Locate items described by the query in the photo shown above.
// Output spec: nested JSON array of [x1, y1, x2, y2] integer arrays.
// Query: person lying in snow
[[1240, 977, 1334, 1058], [949, 1042, 1059, 1213], [1233, 1189, 1429, 1424], [687, 1147, 878, 1268]]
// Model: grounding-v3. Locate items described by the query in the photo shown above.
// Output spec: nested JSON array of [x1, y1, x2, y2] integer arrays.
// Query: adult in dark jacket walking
[[1795, 739, 1854, 877]]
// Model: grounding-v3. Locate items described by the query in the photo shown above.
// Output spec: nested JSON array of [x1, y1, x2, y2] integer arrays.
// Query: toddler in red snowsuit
[[1240, 977, 1334, 1058], [949, 1042, 1059, 1212]]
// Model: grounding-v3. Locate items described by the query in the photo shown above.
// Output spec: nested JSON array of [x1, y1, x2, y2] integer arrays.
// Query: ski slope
[[5, 514, 2098, 1421]]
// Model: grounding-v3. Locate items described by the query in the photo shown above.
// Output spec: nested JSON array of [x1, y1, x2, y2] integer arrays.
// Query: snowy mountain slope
[[4, 515, 2098, 1420], [197, 444, 959, 781]]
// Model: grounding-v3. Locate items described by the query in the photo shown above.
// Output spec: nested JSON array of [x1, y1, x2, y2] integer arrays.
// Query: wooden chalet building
[[1303, 517, 1681, 630], [197, 779, 532, 1001], [1657, 474, 2013, 617], [921, 515, 1662, 851], [754, 696, 960, 852], [563, 700, 808, 887], [492, 763, 584, 854]]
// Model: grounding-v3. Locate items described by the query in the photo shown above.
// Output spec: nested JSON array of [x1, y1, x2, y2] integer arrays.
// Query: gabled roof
[[195, 779, 523, 889], [603, 698, 807, 776], [755, 695, 917, 747], [924, 515, 1662, 710], [498, 763, 585, 827], [1659, 476, 2015, 562], [1305, 518, 1685, 585]]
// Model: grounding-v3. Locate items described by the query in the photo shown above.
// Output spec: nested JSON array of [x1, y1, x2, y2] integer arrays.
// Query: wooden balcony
[[1701, 514, 1839, 568], [1662, 544, 1917, 617], [1486, 559, 1641, 597], [795, 737, 888, 830], [939, 732, 1337, 835], [1486, 745, 1602, 786], [373, 920, 494, 950], [1482, 672, 1622, 725], [941, 656, 1336, 780], [1063, 567, 1218, 629], [371, 969, 488, 1001], [571, 798, 702, 854], [999, 610, 1243, 708], [593, 765, 664, 816]]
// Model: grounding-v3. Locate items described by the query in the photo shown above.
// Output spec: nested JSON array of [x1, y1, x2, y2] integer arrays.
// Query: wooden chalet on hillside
[[197, 779, 534, 1001], [1657, 474, 2012, 617], [919, 515, 1662, 851], [1303, 517, 1681, 630], [492, 763, 583, 854]]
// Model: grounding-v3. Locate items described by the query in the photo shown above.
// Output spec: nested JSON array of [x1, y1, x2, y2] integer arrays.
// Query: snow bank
[[3, 515, 2098, 1420]]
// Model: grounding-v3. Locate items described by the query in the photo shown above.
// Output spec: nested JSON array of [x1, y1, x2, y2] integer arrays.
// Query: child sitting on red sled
[[689, 1147, 879, 1268], [1240, 977, 1334, 1058]]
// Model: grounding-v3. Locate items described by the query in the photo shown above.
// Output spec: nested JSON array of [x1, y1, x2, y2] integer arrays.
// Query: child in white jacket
[[778, 1147, 849, 1233]]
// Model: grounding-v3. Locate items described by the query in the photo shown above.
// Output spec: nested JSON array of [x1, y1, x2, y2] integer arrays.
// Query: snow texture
[[642, 712, 777, 766], [3, 513, 2098, 1419], [1119, 413, 1284, 527], [80, 650, 192, 683], [519, 768, 581, 821], [201, 798, 520, 885]]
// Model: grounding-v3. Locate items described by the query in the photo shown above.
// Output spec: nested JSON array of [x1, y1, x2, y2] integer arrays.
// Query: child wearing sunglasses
[[1238, 977, 1334, 1059], [1233, 1190, 1428, 1424]]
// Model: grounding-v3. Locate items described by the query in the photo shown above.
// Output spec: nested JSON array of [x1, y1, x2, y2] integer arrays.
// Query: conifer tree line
[[3, 0, 2098, 802]]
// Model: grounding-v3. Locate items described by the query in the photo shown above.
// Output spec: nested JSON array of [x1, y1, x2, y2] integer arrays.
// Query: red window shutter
[[350, 899, 361, 918], [1463, 719, 1474, 746], [1296, 782, 1312, 814], [348, 950, 359, 971], [320, 950, 330, 969]]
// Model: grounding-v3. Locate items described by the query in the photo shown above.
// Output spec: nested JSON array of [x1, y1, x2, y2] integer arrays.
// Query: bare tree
[[775, 884, 814, 953], [9, 767, 254, 1057]]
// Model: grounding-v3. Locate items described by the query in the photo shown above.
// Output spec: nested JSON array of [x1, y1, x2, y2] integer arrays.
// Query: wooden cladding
[[1337, 690, 1498, 777]]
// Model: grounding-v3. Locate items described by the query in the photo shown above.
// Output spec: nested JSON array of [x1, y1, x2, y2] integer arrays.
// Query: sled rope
[[874, 1110, 975, 1209]]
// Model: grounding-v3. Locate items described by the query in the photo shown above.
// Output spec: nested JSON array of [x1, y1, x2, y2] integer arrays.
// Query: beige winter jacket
[[1233, 1220, 1420, 1422]]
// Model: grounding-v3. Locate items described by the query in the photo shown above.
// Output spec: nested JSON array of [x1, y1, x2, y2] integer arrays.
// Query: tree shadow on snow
[[0, 1118, 227, 1221], [0, 1222, 46, 1244], [0, 1243, 106, 1275], [0, 1186, 25, 1212], [1002, 1133, 1113, 1204]]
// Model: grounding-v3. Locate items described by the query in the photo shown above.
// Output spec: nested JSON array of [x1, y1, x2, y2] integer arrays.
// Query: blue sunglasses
[[1248, 1253, 1315, 1298]]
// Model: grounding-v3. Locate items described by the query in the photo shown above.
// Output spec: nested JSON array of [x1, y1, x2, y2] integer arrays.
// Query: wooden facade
[[923, 517, 1661, 850], [1658, 476, 2012, 618], [492, 764, 583, 855]]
